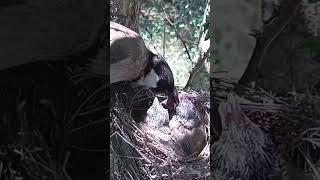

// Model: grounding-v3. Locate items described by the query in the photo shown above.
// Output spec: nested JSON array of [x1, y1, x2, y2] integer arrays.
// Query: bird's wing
[[110, 22, 149, 83]]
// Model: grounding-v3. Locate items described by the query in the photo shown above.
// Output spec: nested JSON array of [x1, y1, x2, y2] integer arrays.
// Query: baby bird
[[145, 97, 169, 129], [169, 91, 207, 157]]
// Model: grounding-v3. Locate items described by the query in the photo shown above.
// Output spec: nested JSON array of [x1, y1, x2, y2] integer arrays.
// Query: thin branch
[[69, 83, 107, 124], [160, 4, 193, 62], [257, 1, 302, 69], [184, 47, 211, 89], [184, 0, 210, 89], [238, 0, 302, 85], [144, 27, 161, 55], [68, 145, 107, 152], [163, 24, 166, 58], [298, 147, 320, 179], [196, 0, 210, 48], [62, 151, 72, 180]]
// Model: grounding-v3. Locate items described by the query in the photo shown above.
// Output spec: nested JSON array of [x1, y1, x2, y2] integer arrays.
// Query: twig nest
[[143, 91, 208, 158], [211, 93, 276, 180], [110, 81, 155, 122], [169, 119, 207, 157]]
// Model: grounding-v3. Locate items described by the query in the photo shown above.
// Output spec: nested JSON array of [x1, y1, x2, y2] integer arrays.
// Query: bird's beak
[[167, 91, 179, 110]]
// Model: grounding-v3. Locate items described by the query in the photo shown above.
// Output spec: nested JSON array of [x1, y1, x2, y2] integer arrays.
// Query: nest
[[110, 82, 211, 179], [211, 78, 320, 179]]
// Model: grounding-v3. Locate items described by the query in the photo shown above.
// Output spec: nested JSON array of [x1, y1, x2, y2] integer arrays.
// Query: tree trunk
[[237, 0, 301, 87], [109, 0, 142, 177], [184, 0, 210, 91], [238, 0, 320, 94], [110, 0, 141, 33]]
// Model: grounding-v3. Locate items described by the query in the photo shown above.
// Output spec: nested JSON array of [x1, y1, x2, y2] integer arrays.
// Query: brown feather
[[110, 21, 149, 83]]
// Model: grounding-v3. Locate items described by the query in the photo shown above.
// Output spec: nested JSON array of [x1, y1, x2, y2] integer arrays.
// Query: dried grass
[[211, 77, 320, 179], [110, 82, 211, 179]]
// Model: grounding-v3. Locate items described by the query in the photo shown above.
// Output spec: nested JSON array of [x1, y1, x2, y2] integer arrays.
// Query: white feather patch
[[138, 69, 160, 88]]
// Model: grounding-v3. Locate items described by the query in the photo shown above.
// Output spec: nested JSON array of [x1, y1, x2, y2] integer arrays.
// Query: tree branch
[[238, 0, 302, 86], [184, 47, 211, 89], [184, 0, 210, 89], [160, 4, 193, 62]]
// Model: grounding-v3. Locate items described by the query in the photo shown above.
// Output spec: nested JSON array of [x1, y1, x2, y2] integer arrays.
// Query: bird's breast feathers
[[137, 69, 160, 88]]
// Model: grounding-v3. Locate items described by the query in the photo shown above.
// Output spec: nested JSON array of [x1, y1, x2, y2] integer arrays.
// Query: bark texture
[[239, 0, 320, 94], [110, 0, 141, 33]]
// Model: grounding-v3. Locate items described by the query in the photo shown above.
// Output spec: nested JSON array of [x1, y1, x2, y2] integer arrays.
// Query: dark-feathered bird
[[211, 93, 275, 180], [108, 21, 179, 109]]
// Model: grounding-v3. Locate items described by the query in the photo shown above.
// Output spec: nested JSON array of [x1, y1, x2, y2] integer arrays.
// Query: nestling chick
[[168, 91, 207, 157], [145, 97, 169, 128]]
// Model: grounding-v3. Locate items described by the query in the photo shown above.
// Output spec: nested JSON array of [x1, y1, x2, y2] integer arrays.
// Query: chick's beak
[[159, 91, 178, 120]]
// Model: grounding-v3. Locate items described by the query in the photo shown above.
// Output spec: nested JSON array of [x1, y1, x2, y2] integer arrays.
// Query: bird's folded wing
[[110, 22, 149, 83]]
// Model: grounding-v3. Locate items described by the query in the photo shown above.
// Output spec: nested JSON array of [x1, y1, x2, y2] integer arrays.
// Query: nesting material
[[142, 91, 208, 157], [211, 78, 320, 180], [110, 83, 211, 179]]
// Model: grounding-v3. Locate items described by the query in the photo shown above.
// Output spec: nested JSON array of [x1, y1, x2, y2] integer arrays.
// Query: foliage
[[139, 0, 208, 87]]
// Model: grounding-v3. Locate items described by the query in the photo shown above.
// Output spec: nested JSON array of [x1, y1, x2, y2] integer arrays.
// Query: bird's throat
[[137, 69, 159, 88]]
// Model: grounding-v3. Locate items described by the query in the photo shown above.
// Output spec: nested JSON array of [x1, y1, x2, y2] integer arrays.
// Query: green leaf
[[154, 3, 161, 11], [203, 22, 210, 31]]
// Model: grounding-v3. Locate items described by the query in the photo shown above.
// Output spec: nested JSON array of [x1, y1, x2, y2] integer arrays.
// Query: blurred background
[[138, 0, 210, 90]]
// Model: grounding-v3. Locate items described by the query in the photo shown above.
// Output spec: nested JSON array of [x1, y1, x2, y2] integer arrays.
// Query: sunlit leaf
[[203, 22, 210, 31]]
